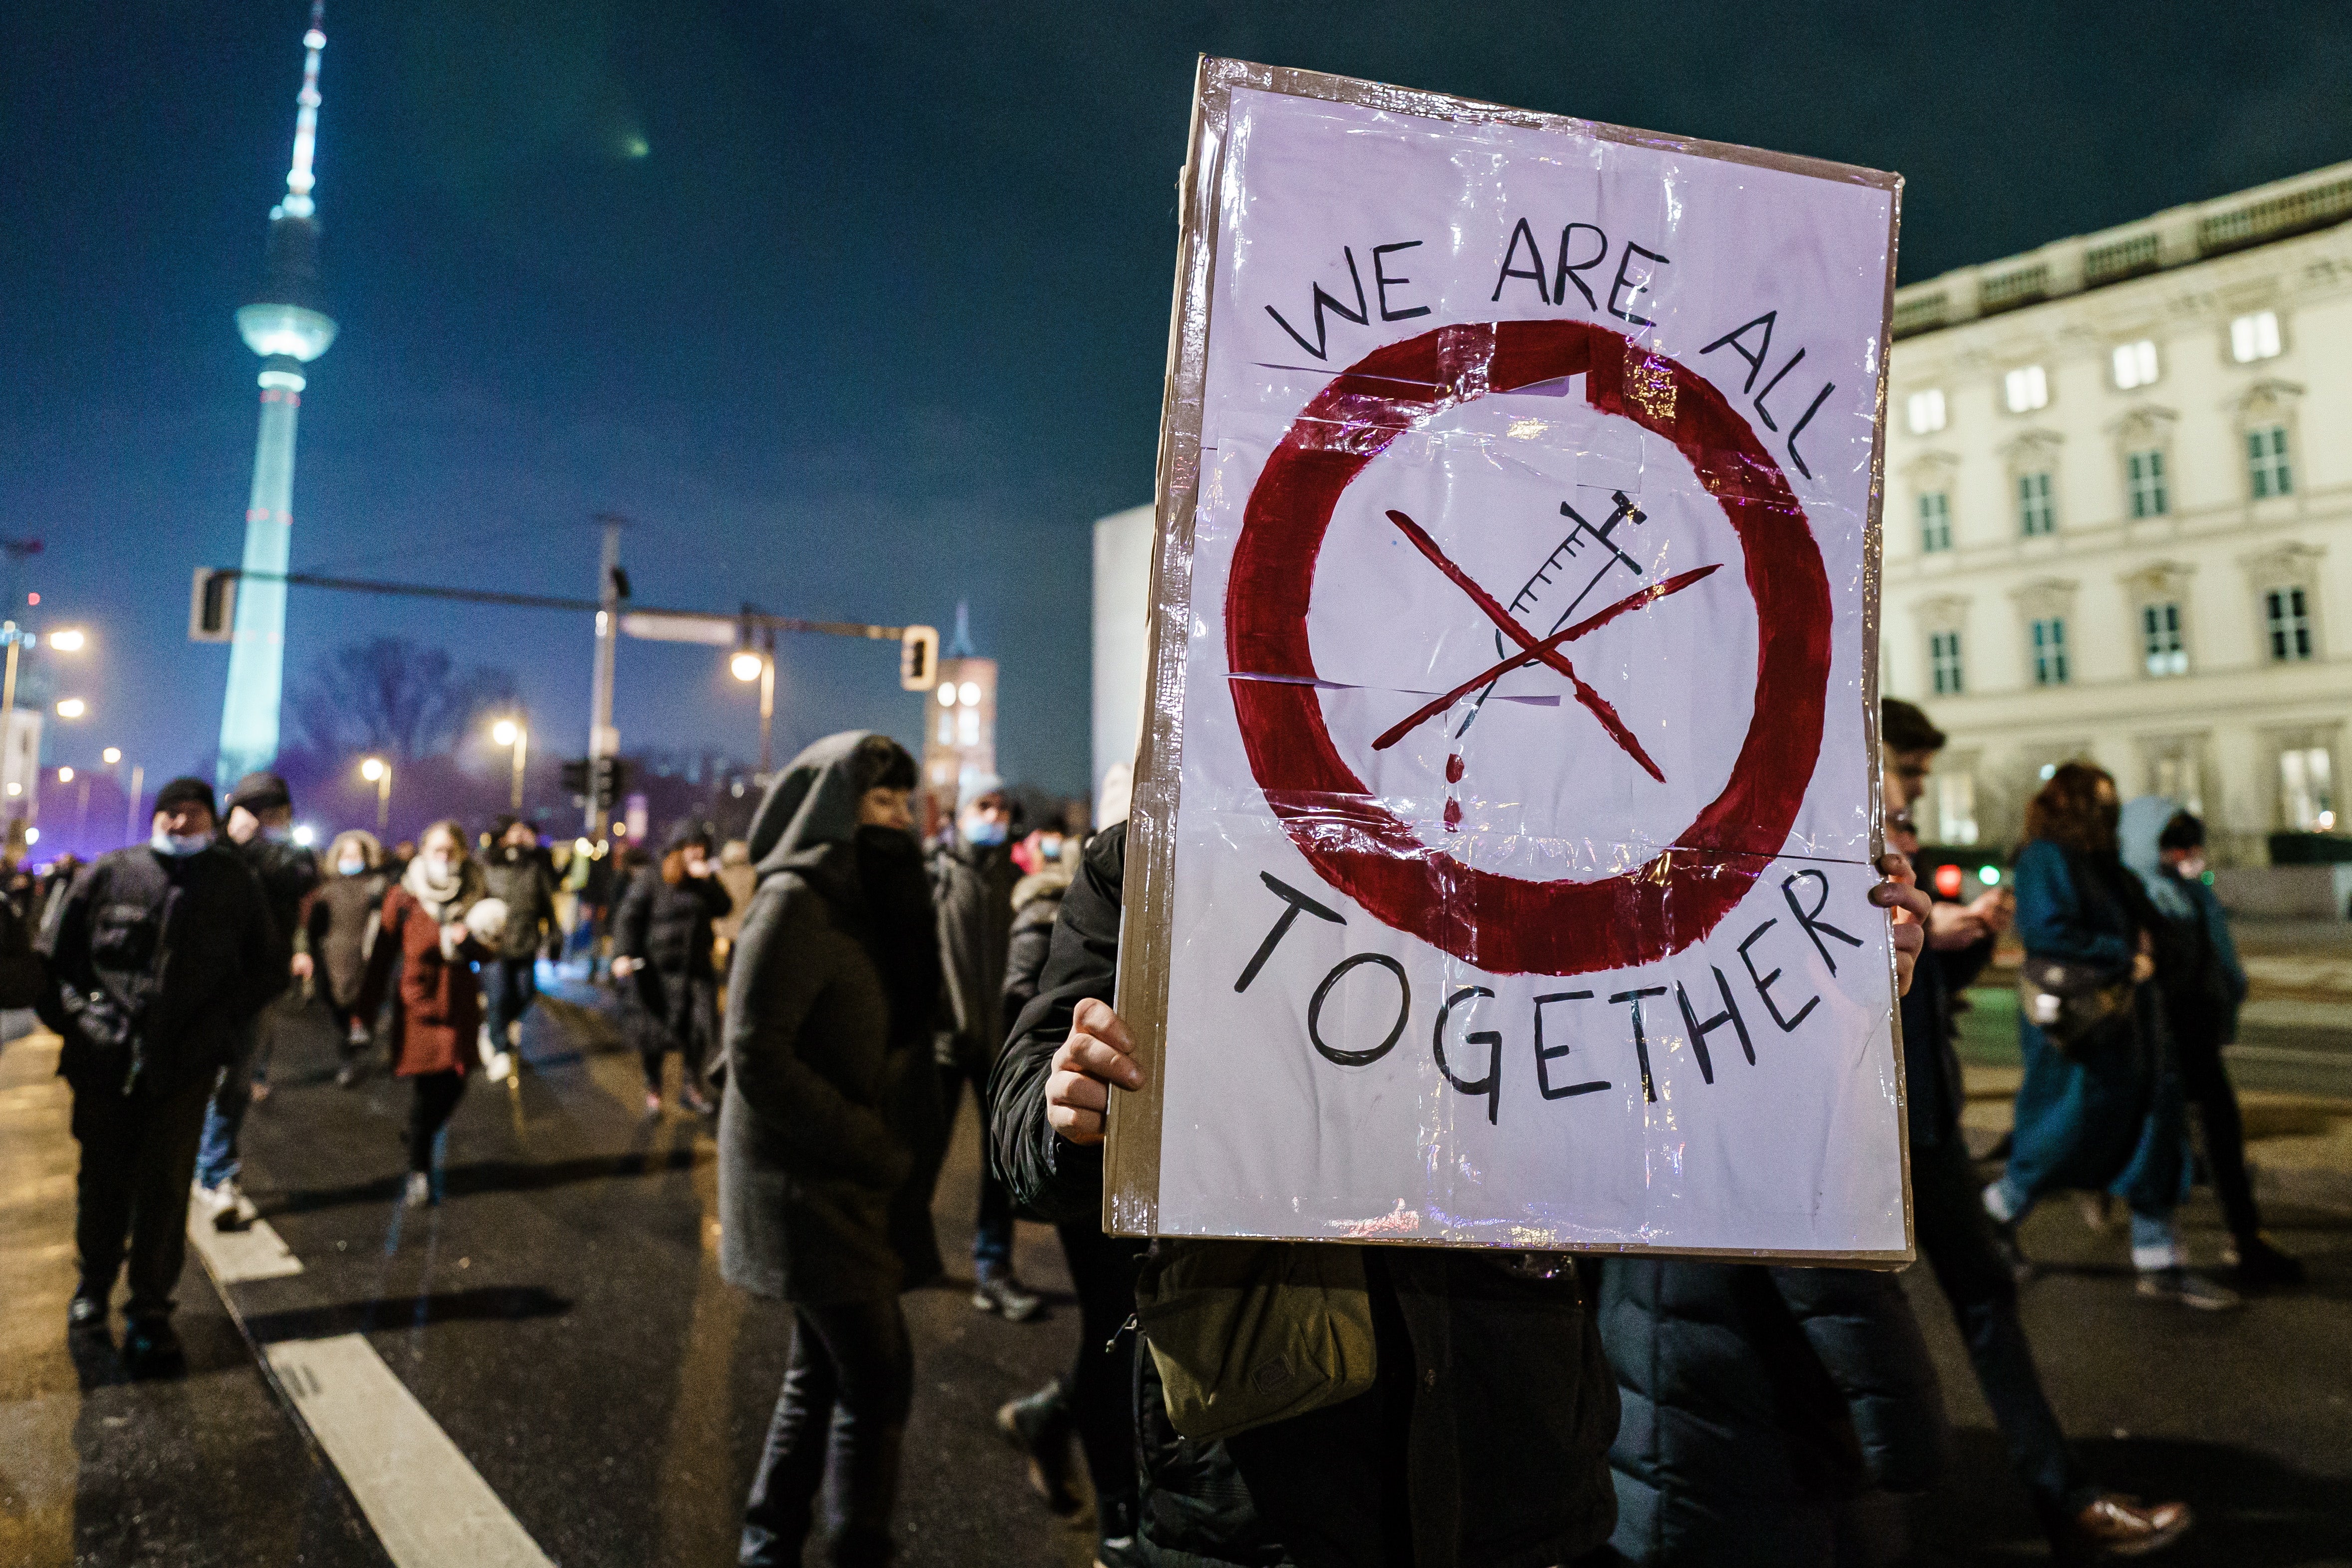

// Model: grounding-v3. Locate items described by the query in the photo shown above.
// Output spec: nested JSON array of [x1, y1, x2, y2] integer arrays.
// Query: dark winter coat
[[718, 731, 942, 1305], [1000, 867, 1071, 1024], [1897, 934, 1992, 1149], [0, 879, 48, 1011], [479, 845, 559, 962], [616, 862, 734, 1049], [35, 843, 279, 1098], [1599, 1258, 1946, 1568], [357, 873, 491, 1078], [231, 834, 320, 1003], [930, 836, 1018, 1070], [307, 871, 389, 1010], [990, 823, 1621, 1568]]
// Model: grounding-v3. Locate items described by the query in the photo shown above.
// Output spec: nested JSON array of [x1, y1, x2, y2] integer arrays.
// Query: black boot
[[996, 1380, 1080, 1517]]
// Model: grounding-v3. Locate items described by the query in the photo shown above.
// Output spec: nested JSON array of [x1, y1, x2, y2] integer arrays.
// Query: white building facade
[[1885, 163, 2352, 863]]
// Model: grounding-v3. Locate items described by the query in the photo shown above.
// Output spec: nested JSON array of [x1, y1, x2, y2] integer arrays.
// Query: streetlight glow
[[730, 650, 765, 682], [291, 824, 316, 847], [937, 683, 955, 708], [492, 718, 519, 746], [957, 681, 980, 708], [360, 757, 386, 781], [54, 697, 85, 718], [56, 766, 73, 783], [102, 747, 121, 764], [48, 628, 85, 652]]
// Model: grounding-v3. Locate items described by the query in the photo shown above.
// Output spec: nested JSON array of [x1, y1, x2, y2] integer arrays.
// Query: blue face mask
[[151, 830, 210, 858], [337, 857, 366, 877], [962, 817, 1008, 848]]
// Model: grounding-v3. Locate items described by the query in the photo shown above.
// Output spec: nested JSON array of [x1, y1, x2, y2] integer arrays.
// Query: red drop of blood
[[1445, 754, 1465, 783], [1443, 798, 1462, 832]]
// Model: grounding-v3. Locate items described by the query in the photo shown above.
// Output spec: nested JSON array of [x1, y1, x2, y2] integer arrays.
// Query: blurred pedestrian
[[2123, 801, 2303, 1289], [478, 814, 558, 1083], [719, 732, 941, 1568], [1986, 764, 2237, 1310], [36, 777, 278, 1375], [613, 824, 732, 1117], [310, 830, 390, 1088], [1883, 703, 2191, 1560], [357, 819, 506, 1208], [713, 837, 755, 966], [194, 772, 319, 1230], [922, 772, 1039, 1321]]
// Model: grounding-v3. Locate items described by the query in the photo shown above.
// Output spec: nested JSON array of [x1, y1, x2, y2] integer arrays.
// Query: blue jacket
[[2120, 794, 2247, 1045]]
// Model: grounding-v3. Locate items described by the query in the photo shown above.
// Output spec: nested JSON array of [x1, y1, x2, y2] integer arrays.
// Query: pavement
[[3, 970, 2349, 1568]]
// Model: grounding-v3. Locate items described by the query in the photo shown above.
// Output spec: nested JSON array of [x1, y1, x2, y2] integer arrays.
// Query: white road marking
[[263, 1334, 557, 1568], [185, 1211, 306, 1282]]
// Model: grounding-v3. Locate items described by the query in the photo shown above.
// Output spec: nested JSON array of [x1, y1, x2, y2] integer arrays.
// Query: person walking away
[[356, 820, 506, 1207], [310, 830, 390, 1088], [613, 825, 733, 1117], [478, 814, 558, 1083], [924, 772, 1037, 1320], [2122, 801, 2303, 1289], [1881, 701, 2191, 1561], [1985, 763, 2237, 1311], [194, 772, 319, 1229], [719, 732, 941, 1568], [35, 777, 278, 1375]]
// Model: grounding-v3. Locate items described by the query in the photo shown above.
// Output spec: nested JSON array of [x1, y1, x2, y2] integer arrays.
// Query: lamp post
[[491, 717, 528, 812], [730, 640, 775, 775], [0, 621, 81, 818], [360, 755, 390, 831]]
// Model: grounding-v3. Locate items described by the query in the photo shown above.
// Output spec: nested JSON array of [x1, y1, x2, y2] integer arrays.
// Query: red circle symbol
[[1226, 319, 1834, 977]]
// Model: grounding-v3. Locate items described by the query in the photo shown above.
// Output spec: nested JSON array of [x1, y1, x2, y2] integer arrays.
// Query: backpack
[[1132, 1239, 1377, 1443]]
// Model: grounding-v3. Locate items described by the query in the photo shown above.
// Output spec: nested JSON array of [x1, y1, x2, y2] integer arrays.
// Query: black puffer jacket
[[480, 845, 559, 962], [990, 824, 1620, 1568], [930, 837, 1017, 1070], [615, 864, 733, 981], [36, 844, 279, 1098], [232, 834, 319, 1002], [1599, 1258, 1946, 1568]]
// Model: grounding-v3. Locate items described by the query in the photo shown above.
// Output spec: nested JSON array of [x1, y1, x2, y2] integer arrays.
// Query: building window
[[1905, 390, 1946, 435], [2030, 618, 2069, 685], [2125, 448, 2167, 518], [1928, 630, 1964, 695], [2279, 746, 2335, 833], [2003, 365, 2049, 413], [1918, 491, 1951, 553], [2229, 310, 2282, 364], [2265, 586, 2313, 662], [2017, 471, 2055, 537], [2141, 602, 2187, 676], [1929, 770, 1979, 845], [2112, 339, 2159, 390], [2247, 425, 2292, 498]]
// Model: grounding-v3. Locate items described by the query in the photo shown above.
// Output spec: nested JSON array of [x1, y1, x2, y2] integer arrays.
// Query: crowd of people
[[3, 691, 2308, 1568]]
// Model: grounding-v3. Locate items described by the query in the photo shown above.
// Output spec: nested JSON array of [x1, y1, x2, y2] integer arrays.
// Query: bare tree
[[287, 637, 520, 763]]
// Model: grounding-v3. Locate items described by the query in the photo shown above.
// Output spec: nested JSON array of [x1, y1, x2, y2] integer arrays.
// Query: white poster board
[[1111, 60, 1906, 1262]]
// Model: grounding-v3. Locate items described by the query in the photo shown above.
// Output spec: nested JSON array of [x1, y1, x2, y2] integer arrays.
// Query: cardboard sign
[[1111, 60, 1906, 1261]]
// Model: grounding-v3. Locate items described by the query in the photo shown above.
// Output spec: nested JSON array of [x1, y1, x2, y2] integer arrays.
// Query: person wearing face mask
[[477, 814, 559, 1084], [2122, 802, 2302, 1290], [356, 820, 506, 1208], [193, 772, 321, 1228], [34, 777, 278, 1376], [309, 830, 390, 1088], [918, 773, 1037, 1320], [612, 824, 733, 1116], [718, 732, 942, 1567], [1986, 764, 2236, 1312]]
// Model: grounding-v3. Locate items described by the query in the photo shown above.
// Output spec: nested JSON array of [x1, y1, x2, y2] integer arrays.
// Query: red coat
[[360, 884, 488, 1077]]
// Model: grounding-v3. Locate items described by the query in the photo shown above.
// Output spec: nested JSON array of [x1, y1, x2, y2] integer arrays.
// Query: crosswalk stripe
[[185, 1211, 306, 1282]]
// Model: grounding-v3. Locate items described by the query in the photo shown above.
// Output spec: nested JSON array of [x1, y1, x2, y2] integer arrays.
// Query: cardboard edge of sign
[[1106, 55, 1912, 1268]]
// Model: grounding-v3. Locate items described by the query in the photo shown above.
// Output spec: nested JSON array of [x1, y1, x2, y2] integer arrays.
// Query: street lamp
[[48, 628, 85, 652], [359, 755, 390, 831], [491, 716, 528, 811], [102, 747, 120, 765], [54, 697, 85, 719], [0, 617, 77, 815], [731, 641, 776, 775]]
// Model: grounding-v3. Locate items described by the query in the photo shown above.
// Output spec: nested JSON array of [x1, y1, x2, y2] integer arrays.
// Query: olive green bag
[[1132, 1239, 1377, 1443]]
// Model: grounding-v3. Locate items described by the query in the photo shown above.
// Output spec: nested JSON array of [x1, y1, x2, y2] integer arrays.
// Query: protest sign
[[1109, 60, 1906, 1261]]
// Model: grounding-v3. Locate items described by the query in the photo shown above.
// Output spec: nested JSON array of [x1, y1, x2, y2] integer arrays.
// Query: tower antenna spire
[[278, 2, 326, 219]]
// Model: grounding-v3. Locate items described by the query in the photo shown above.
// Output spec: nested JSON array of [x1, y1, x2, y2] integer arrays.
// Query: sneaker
[[122, 1317, 185, 1379], [404, 1172, 434, 1208], [2054, 1494, 2191, 1562], [1981, 1206, 2034, 1285], [644, 1091, 664, 1119], [196, 1178, 246, 1232], [2224, 1233, 2306, 1290], [2135, 1266, 2240, 1311], [995, 1381, 1080, 1517], [67, 1292, 109, 1336], [972, 1270, 1044, 1323], [486, 1050, 514, 1083], [679, 1084, 715, 1117]]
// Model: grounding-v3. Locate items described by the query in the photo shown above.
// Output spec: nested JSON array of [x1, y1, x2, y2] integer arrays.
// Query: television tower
[[217, 3, 337, 786]]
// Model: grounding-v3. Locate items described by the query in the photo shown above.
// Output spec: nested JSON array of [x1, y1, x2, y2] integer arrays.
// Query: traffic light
[[190, 568, 236, 642], [900, 624, 939, 690], [560, 757, 629, 812], [561, 758, 590, 798]]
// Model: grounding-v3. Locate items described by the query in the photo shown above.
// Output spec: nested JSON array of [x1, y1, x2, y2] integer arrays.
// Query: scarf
[[402, 855, 479, 924], [854, 826, 942, 1054]]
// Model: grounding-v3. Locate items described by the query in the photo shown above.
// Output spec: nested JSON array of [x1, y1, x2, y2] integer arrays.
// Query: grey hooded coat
[[717, 731, 942, 1305]]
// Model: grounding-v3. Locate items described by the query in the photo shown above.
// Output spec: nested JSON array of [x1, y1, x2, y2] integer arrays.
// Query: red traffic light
[[1933, 864, 1964, 899]]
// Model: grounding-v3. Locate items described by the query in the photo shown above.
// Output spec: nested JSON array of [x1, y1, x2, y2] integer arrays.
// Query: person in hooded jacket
[[614, 824, 733, 1117], [719, 732, 943, 1568], [2121, 799, 2302, 1289], [357, 819, 506, 1208], [1984, 764, 2236, 1311], [478, 814, 558, 1083], [310, 830, 391, 1088]]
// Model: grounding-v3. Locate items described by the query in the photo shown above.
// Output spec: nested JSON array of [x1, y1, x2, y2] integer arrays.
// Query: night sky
[[5, 1, 2348, 800]]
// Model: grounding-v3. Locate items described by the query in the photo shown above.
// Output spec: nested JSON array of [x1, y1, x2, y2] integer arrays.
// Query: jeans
[[742, 1299, 914, 1567], [937, 1055, 1014, 1271], [1911, 1131, 2088, 1516], [1058, 1222, 1148, 1536], [1988, 1166, 2180, 1271], [480, 957, 539, 1045], [408, 1070, 467, 1175], [70, 1074, 215, 1319], [196, 1003, 278, 1189]]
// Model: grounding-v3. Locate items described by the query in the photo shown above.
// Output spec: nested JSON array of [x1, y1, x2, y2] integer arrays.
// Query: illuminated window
[[1931, 771, 1978, 845], [2279, 746, 2335, 831], [2112, 339, 2160, 390], [1906, 390, 1946, 435], [2126, 449, 2167, 518], [2017, 471, 2055, 537], [2265, 586, 2313, 662], [2031, 618, 2069, 685], [2141, 602, 2186, 676], [2004, 365, 2048, 413], [958, 708, 980, 745], [2229, 310, 2282, 364], [1929, 630, 1964, 695], [1918, 491, 1951, 553], [2247, 426, 2292, 498]]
